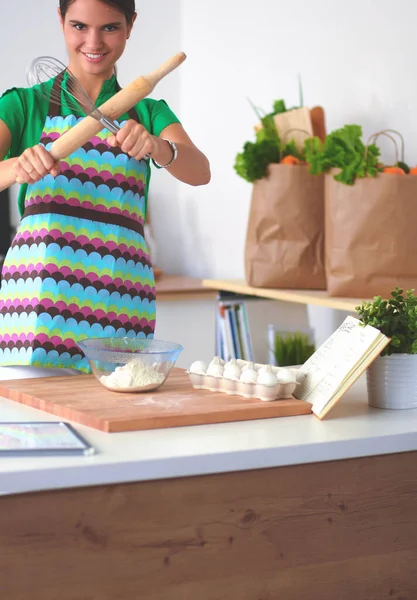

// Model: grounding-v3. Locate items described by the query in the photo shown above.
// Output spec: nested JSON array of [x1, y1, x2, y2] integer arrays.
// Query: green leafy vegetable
[[234, 140, 281, 182], [303, 124, 381, 185], [234, 97, 306, 182], [272, 99, 287, 114], [256, 115, 280, 144], [282, 140, 304, 161], [303, 137, 325, 174]]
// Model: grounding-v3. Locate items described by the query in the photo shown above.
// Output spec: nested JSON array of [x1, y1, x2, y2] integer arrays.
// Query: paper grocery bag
[[273, 107, 314, 153], [245, 164, 326, 289], [254, 107, 315, 152], [325, 170, 417, 297]]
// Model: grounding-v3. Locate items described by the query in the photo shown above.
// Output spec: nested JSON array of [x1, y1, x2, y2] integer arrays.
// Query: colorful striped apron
[[0, 76, 156, 373]]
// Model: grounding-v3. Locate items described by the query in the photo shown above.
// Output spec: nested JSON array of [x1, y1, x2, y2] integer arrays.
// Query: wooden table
[[202, 278, 365, 312]]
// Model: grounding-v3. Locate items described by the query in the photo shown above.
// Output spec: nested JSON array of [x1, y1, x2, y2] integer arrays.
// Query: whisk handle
[[47, 52, 186, 161], [99, 116, 120, 135]]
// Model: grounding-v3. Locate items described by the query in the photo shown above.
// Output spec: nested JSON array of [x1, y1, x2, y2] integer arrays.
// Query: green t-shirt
[[0, 74, 180, 217]]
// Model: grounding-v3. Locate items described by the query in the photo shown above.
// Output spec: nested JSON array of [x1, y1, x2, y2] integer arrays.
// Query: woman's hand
[[13, 145, 61, 185], [107, 120, 158, 161]]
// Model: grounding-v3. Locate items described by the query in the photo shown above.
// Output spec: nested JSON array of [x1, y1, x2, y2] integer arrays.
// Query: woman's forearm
[[0, 140, 212, 191], [0, 157, 17, 192], [153, 138, 211, 186]]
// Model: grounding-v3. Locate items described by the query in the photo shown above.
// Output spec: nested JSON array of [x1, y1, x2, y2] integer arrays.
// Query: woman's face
[[59, 0, 135, 79]]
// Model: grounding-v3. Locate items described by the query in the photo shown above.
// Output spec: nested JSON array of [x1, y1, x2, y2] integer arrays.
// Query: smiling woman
[[0, 0, 210, 379], [58, 0, 137, 98]]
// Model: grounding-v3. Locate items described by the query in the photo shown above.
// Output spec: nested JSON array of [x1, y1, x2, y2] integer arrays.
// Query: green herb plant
[[304, 124, 381, 185], [272, 330, 315, 367], [356, 287, 417, 356]]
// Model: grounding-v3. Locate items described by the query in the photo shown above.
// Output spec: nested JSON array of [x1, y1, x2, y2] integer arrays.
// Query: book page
[[294, 316, 385, 410], [313, 335, 390, 418]]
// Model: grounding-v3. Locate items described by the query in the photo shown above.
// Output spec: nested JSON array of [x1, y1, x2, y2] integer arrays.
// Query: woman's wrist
[[0, 157, 19, 191], [151, 137, 175, 167]]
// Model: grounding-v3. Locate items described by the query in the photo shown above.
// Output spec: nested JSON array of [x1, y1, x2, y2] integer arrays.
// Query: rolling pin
[[11, 52, 186, 187]]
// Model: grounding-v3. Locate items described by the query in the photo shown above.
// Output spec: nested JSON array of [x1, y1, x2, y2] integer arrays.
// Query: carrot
[[281, 155, 301, 166], [409, 167, 417, 175], [383, 166, 406, 175]]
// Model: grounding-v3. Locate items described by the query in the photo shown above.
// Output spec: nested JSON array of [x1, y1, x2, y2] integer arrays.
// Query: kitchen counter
[[1, 374, 416, 497], [1, 375, 417, 599]]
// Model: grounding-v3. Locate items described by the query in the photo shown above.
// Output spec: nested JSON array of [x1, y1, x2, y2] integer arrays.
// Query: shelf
[[202, 279, 365, 312], [156, 274, 218, 302]]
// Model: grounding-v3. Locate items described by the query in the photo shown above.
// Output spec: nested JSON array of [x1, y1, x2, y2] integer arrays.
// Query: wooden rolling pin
[[11, 52, 186, 187]]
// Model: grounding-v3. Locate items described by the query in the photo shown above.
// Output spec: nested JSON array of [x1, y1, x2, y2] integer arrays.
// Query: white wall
[[179, 0, 417, 279]]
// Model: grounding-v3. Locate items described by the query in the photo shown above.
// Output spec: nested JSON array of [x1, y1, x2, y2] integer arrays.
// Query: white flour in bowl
[[100, 359, 165, 392]]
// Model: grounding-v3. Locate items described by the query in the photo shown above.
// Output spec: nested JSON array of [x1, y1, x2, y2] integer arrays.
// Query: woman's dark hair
[[59, 0, 136, 24]]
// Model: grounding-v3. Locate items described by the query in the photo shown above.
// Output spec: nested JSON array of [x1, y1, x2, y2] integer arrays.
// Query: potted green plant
[[271, 330, 315, 367], [356, 287, 417, 409]]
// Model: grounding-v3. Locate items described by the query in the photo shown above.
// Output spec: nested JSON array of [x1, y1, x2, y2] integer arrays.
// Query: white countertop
[[1, 375, 417, 496]]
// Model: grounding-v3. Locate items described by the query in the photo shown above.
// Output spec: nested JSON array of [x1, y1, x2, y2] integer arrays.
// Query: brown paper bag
[[273, 107, 314, 153], [245, 164, 326, 289], [325, 170, 417, 297]]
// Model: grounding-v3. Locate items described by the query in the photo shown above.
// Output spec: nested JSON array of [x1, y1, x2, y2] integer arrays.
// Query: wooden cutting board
[[0, 369, 312, 433]]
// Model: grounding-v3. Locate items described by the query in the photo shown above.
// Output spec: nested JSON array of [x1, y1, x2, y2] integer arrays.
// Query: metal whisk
[[27, 56, 120, 134]]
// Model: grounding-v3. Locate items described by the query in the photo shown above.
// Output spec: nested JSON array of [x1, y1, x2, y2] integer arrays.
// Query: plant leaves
[[304, 124, 381, 185], [356, 287, 417, 355], [233, 139, 281, 182]]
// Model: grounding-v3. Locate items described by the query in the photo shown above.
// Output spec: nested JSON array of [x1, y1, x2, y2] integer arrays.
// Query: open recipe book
[[294, 316, 390, 419]]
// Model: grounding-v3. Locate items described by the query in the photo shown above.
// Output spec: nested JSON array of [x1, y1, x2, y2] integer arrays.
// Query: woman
[[0, 0, 210, 378]]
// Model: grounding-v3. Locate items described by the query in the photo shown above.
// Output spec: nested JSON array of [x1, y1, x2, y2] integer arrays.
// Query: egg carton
[[187, 358, 298, 402]]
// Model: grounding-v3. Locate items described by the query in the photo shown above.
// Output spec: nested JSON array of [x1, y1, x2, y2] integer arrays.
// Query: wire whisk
[[27, 56, 120, 135]]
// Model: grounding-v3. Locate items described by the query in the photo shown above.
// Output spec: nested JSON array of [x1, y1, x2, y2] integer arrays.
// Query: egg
[[206, 363, 224, 378], [241, 361, 256, 372], [223, 359, 241, 381], [188, 360, 208, 374], [225, 358, 239, 369], [257, 367, 278, 387], [276, 367, 297, 384], [209, 356, 225, 367], [240, 368, 258, 384], [257, 364, 274, 376]]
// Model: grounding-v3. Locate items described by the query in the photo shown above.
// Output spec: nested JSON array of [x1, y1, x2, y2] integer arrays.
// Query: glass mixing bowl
[[77, 338, 183, 393]]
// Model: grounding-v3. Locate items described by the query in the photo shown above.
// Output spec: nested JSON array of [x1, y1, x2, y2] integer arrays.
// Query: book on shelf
[[217, 304, 235, 361], [294, 316, 390, 419], [227, 305, 240, 358], [236, 303, 253, 361], [216, 299, 253, 362]]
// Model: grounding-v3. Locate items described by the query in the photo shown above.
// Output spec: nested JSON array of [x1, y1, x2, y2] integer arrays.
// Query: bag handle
[[365, 131, 399, 168], [375, 129, 405, 163], [280, 127, 312, 161], [282, 127, 312, 141]]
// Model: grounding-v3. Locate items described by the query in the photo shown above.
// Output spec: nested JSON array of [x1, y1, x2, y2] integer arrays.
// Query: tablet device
[[0, 422, 95, 456]]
